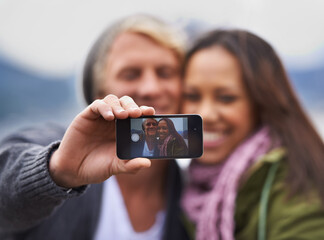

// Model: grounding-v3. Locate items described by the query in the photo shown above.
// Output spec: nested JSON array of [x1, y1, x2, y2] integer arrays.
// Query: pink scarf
[[181, 127, 273, 240], [159, 135, 173, 156]]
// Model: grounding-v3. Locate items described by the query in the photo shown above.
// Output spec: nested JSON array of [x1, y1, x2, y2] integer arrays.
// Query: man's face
[[100, 32, 182, 114], [143, 119, 158, 138]]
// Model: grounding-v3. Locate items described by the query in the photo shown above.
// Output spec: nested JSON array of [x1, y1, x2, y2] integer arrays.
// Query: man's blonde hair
[[82, 14, 186, 105]]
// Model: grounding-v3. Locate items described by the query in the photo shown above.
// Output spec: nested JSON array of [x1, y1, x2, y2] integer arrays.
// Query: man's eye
[[183, 92, 201, 102], [119, 69, 140, 81], [157, 67, 177, 79]]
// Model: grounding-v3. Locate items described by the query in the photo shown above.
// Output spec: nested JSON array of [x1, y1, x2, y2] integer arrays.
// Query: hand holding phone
[[116, 114, 203, 159], [49, 95, 154, 188]]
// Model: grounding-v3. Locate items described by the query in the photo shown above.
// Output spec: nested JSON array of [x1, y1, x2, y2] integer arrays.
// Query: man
[[131, 118, 159, 157], [141, 119, 158, 156], [0, 14, 189, 239]]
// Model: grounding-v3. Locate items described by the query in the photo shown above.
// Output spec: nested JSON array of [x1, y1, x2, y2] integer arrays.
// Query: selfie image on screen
[[130, 117, 189, 158]]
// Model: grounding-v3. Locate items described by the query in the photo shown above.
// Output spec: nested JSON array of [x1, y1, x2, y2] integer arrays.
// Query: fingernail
[[117, 109, 126, 114], [107, 110, 114, 117]]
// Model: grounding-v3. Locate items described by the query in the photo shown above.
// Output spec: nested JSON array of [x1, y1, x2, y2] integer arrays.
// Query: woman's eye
[[217, 95, 237, 103], [183, 92, 201, 102]]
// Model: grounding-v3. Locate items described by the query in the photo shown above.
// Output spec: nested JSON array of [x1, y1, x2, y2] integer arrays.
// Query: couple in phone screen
[[131, 118, 188, 158]]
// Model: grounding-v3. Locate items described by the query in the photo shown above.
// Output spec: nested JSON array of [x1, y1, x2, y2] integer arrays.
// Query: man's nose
[[137, 70, 161, 97]]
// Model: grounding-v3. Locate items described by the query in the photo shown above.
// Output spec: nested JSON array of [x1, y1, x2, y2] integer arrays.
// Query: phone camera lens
[[131, 133, 140, 142], [194, 128, 197, 131]]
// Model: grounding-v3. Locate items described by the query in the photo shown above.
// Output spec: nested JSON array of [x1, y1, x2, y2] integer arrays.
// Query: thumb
[[117, 158, 151, 174]]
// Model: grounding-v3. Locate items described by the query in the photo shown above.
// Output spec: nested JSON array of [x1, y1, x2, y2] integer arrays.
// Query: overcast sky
[[0, 0, 323, 77]]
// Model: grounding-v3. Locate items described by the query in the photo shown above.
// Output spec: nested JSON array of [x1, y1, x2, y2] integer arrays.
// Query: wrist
[[49, 150, 78, 189]]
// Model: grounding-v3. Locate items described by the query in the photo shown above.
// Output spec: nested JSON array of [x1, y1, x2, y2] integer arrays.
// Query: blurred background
[[1, 0, 324, 140]]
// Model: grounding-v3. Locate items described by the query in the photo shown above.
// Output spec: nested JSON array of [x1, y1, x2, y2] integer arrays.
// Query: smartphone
[[116, 114, 203, 159]]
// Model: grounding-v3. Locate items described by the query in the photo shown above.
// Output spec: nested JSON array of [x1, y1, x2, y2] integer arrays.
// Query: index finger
[[139, 106, 155, 116], [120, 96, 141, 118], [103, 94, 128, 119]]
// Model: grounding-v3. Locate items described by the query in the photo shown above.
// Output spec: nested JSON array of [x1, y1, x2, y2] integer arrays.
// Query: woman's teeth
[[204, 131, 223, 141]]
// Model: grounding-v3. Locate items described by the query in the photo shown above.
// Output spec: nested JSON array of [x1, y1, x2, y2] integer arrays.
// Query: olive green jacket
[[235, 148, 324, 239], [185, 148, 324, 239], [166, 137, 188, 157]]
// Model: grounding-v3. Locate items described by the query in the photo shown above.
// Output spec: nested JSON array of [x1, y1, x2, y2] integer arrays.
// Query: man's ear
[[95, 91, 106, 100]]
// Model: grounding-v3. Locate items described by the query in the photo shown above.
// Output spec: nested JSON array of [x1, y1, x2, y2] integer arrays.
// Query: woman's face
[[182, 46, 256, 164], [157, 120, 170, 141]]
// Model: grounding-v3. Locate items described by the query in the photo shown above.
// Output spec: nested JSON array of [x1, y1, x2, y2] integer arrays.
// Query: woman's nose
[[198, 99, 220, 123]]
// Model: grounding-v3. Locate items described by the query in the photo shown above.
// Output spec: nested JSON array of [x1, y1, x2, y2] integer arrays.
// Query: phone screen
[[116, 114, 203, 159]]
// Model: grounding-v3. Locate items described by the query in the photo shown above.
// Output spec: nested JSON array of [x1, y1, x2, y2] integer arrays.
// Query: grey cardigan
[[0, 124, 189, 240]]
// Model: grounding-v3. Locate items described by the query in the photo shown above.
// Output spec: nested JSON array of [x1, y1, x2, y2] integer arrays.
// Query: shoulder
[[266, 161, 324, 239], [236, 148, 324, 239], [169, 136, 177, 144]]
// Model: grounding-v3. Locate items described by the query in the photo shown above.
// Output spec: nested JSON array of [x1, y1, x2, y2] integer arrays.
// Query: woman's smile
[[203, 131, 226, 148], [182, 46, 256, 164], [157, 120, 169, 140]]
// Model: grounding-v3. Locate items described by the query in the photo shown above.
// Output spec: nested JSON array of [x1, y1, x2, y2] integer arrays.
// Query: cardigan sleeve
[[0, 124, 86, 233]]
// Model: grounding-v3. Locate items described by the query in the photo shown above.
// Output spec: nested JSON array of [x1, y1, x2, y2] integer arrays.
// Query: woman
[[181, 29, 324, 240], [157, 118, 188, 157]]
